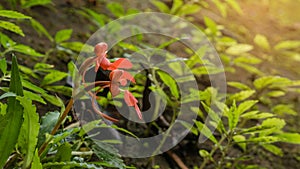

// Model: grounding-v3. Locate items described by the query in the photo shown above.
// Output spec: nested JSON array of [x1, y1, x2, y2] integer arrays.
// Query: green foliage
[[21, 0, 53, 8], [1, 0, 299, 169], [17, 96, 40, 168], [0, 56, 23, 168], [151, 0, 201, 17]]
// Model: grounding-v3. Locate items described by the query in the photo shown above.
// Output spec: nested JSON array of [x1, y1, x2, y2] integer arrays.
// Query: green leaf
[[0, 92, 16, 100], [0, 55, 24, 168], [226, 44, 253, 55], [41, 71, 68, 86], [17, 96, 40, 168], [0, 20, 24, 36], [55, 29, 73, 43], [241, 111, 274, 119], [192, 66, 224, 75], [236, 100, 258, 115], [34, 63, 54, 71], [37, 111, 60, 147], [177, 4, 201, 16], [204, 16, 218, 35], [118, 42, 140, 51], [22, 80, 47, 94], [54, 142, 72, 163], [235, 62, 264, 76], [157, 70, 179, 99], [22, 0, 52, 8], [79, 120, 102, 137], [0, 103, 7, 116], [24, 90, 46, 104], [272, 104, 297, 116], [60, 42, 93, 53], [170, 0, 183, 14], [45, 86, 72, 97], [111, 124, 139, 140], [199, 149, 210, 158], [81, 8, 108, 27], [212, 0, 227, 17], [30, 18, 53, 41], [228, 90, 255, 102], [31, 149, 43, 169], [41, 93, 64, 107], [276, 133, 300, 144], [267, 90, 285, 97], [233, 135, 246, 151], [106, 2, 125, 17], [247, 136, 280, 143], [12, 44, 44, 57], [225, 0, 243, 14], [194, 120, 218, 144], [262, 144, 283, 156], [241, 118, 285, 135], [0, 32, 16, 48], [150, 0, 170, 13], [233, 55, 262, 64], [274, 40, 300, 50], [227, 101, 238, 130], [0, 10, 31, 19], [254, 34, 270, 50], [0, 58, 7, 74], [227, 81, 251, 90], [253, 76, 290, 90], [260, 118, 286, 136], [18, 64, 39, 78], [92, 141, 126, 169]]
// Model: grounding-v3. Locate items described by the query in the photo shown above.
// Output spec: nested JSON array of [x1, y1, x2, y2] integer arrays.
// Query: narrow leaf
[[0, 20, 24, 36], [55, 29, 73, 43], [0, 10, 31, 19], [41, 71, 68, 86], [0, 55, 24, 168], [31, 149, 43, 169], [151, 0, 170, 13], [12, 44, 44, 57], [194, 120, 218, 144], [17, 96, 40, 168], [0, 58, 7, 74], [157, 70, 179, 99], [276, 133, 300, 144], [0, 92, 16, 100], [226, 44, 253, 55], [254, 34, 270, 50]]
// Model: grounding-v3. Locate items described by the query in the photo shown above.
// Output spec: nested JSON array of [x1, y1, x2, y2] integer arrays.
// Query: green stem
[[199, 134, 227, 169], [38, 98, 74, 156]]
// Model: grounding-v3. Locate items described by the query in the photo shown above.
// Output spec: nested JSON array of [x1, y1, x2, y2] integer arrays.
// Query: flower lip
[[124, 90, 142, 119]]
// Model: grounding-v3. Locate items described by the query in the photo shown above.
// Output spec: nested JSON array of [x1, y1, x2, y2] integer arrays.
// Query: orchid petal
[[109, 70, 124, 82], [122, 71, 136, 83], [100, 57, 112, 70], [94, 42, 108, 57], [107, 58, 133, 70], [134, 104, 143, 120], [110, 83, 120, 97]]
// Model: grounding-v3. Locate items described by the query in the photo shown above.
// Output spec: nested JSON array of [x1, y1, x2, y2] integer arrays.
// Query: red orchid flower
[[109, 69, 135, 97], [124, 90, 142, 120], [94, 42, 133, 71]]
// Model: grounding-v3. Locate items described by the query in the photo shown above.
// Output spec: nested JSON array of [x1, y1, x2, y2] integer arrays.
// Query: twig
[[38, 98, 74, 156], [166, 150, 188, 169]]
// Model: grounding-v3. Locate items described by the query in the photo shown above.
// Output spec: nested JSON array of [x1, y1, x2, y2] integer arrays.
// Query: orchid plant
[[38, 42, 142, 155], [78, 42, 143, 121]]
